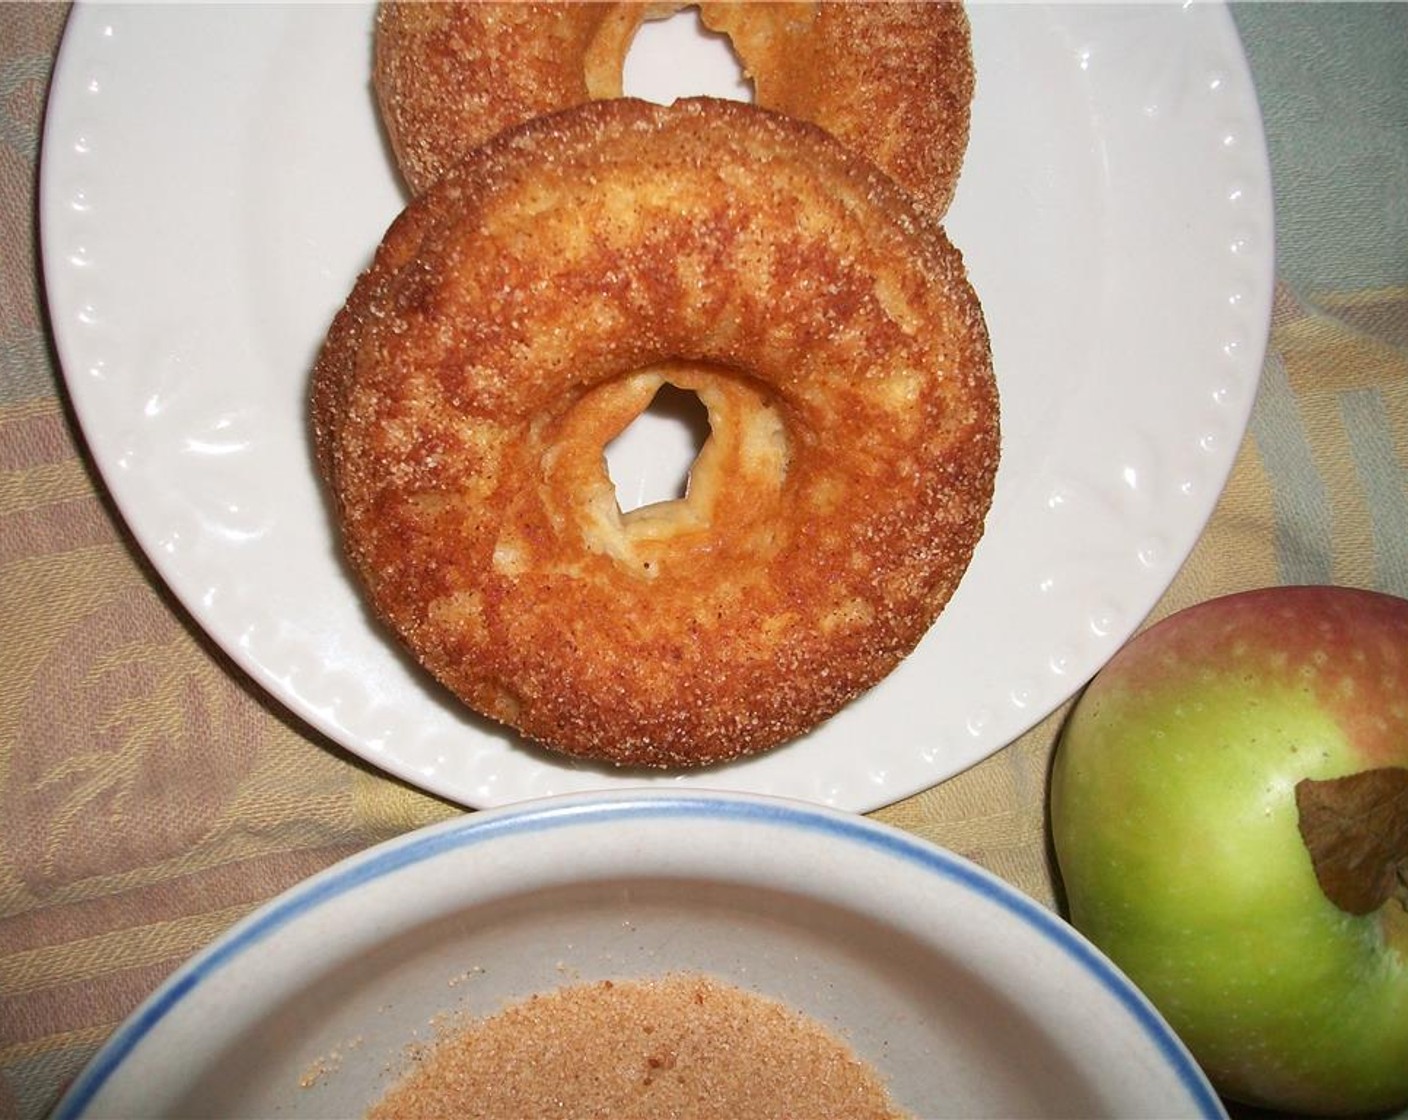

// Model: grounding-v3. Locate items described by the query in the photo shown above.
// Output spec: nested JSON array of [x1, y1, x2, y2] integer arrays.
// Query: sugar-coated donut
[[312, 97, 998, 768], [373, 1, 974, 219]]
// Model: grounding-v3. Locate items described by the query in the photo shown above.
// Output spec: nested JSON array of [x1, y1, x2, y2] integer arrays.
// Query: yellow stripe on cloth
[[0, 906, 256, 998]]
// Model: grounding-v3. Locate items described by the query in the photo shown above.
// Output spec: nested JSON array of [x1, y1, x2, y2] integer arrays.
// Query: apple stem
[[1294, 767, 1408, 916]]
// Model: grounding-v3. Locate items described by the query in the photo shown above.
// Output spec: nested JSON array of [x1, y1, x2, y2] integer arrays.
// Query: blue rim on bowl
[[55, 791, 1225, 1119]]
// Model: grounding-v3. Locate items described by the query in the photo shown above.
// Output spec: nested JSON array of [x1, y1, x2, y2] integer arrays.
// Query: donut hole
[[604, 383, 712, 514], [621, 7, 754, 106]]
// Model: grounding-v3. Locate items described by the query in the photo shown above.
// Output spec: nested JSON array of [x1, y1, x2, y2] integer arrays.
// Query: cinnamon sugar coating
[[311, 98, 998, 768], [368, 975, 910, 1119], [374, 1, 974, 219]]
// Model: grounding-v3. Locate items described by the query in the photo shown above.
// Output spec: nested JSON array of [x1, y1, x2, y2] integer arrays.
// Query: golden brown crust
[[313, 97, 998, 768], [374, 1, 974, 219]]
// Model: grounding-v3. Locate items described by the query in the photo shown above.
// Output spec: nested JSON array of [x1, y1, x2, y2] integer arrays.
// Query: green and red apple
[[1050, 585, 1408, 1116]]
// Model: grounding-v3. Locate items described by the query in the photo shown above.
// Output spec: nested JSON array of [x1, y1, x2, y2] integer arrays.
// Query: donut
[[312, 97, 998, 768], [373, 1, 975, 219]]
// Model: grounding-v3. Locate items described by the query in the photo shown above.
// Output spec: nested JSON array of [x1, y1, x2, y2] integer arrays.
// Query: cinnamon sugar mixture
[[367, 973, 909, 1119]]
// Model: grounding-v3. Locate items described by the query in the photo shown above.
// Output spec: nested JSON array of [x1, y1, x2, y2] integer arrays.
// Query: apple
[[1050, 585, 1408, 1116]]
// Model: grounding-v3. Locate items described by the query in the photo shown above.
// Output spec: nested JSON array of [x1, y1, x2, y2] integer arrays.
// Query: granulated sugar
[[367, 972, 909, 1119]]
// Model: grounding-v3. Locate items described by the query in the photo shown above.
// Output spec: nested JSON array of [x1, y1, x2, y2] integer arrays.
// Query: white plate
[[51, 791, 1226, 1119], [40, 3, 1273, 810]]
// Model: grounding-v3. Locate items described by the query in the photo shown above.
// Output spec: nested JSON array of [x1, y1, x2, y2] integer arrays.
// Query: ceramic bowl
[[55, 791, 1224, 1118]]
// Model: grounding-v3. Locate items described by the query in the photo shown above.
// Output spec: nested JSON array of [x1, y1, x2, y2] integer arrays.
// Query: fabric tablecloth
[[2, 4, 1406, 1117]]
